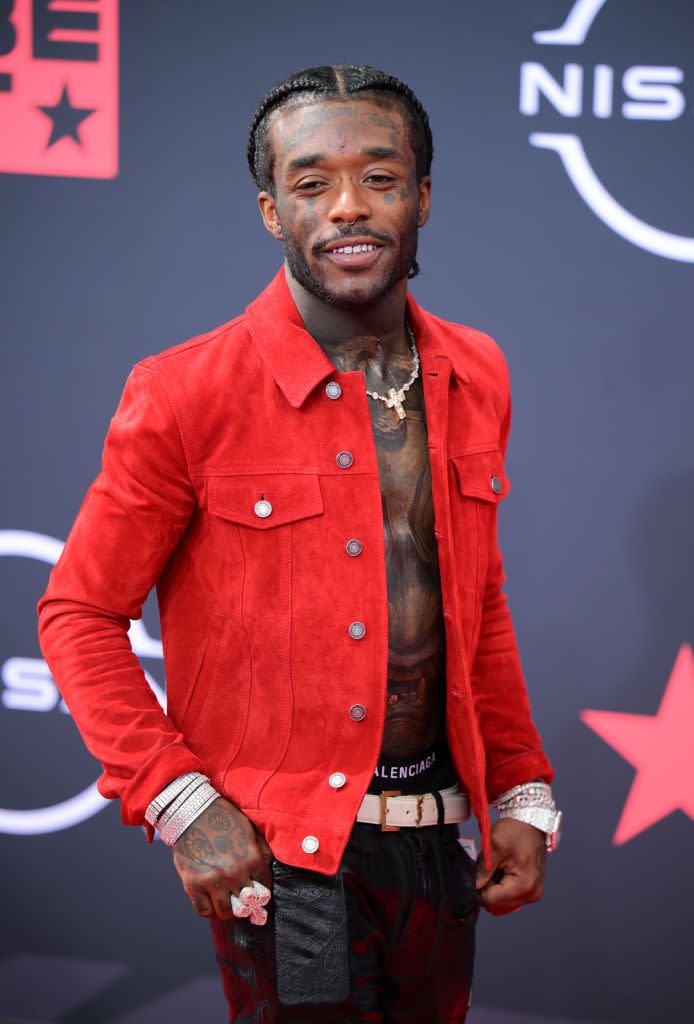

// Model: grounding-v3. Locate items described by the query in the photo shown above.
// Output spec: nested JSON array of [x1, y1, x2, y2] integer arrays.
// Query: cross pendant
[[385, 388, 407, 419]]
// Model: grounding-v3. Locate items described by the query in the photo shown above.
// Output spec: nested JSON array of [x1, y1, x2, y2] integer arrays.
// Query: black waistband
[[366, 734, 459, 795]]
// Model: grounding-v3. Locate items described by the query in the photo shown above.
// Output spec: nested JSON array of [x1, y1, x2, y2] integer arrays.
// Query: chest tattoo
[[328, 340, 446, 760], [370, 378, 446, 758]]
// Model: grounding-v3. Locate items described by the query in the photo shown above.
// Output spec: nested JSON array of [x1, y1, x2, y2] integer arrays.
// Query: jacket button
[[336, 451, 353, 469], [345, 538, 363, 557], [254, 499, 272, 518], [491, 475, 503, 494], [302, 835, 319, 854], [328, 772, 346, 788], [349, 703, 366, 721], [348, 621, 366, 639], [325, 381, 342, 399]]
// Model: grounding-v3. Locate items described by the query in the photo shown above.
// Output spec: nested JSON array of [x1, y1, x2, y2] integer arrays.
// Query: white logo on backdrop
[[0, 530, 165, 835], [520, 0, 694, 262]]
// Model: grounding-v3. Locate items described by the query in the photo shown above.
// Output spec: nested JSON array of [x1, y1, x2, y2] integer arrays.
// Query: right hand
[[171, 796, 275, 920]]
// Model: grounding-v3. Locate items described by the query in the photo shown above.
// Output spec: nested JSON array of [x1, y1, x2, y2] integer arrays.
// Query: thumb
[[475, 851, 498, 891]]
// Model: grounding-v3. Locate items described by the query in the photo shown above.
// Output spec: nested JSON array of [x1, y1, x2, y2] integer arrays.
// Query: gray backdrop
[[2, 1, 692, 1022]]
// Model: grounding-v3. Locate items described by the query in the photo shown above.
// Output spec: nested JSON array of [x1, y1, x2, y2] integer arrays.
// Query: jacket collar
[[245, 266, 471, 409]]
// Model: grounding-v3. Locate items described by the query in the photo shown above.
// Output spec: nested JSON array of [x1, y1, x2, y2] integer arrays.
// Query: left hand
[[475, 818, 546, 915]]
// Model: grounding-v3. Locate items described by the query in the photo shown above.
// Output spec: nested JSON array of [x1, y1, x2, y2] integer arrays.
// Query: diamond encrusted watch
[[504, 806, 563, 851], [492, 781, 563, 852]]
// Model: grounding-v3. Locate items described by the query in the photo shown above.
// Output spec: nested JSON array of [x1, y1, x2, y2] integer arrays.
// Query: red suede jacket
[[36, 267, 553, 873]]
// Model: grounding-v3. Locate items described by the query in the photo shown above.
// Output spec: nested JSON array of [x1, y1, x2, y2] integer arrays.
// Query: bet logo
[[519, 0, 693, 262], [0, 0, 118, 179]]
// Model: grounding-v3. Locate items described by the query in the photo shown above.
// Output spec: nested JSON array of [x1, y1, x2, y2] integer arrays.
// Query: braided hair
[[247, 64, 433, 196]]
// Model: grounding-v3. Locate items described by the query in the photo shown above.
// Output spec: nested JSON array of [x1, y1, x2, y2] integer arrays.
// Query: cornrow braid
[[247, 64, 433, 196]]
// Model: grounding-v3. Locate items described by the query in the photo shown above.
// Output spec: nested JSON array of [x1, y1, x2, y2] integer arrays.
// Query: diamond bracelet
[[159, 785, 220, 847], [156, 775, 211, 828], [145, 771, 208, 826], [492, 781, 555, 813]]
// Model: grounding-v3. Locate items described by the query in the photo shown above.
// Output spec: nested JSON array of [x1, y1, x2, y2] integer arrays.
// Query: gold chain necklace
[[364, 321, 420, 420]]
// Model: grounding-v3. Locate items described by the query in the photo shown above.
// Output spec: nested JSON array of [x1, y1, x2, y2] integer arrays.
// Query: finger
[[475, 851, 502, 891], [478, 885, 524, 916], [215, 880, 256, 921], [213, 885, 242, 921], [217, 862, 262, 918], [247, 849, 273, 891], [478, 872, 537, 915], [189, 889, 214, 918], [252, 857, 273, 891]]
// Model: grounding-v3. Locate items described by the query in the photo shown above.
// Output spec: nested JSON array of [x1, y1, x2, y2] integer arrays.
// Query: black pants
[[209, 819, 480, 1023]]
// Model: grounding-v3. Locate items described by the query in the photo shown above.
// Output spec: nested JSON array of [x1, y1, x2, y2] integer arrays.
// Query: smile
[[321, 245, 383, 269], [331, 243, 377, 254]]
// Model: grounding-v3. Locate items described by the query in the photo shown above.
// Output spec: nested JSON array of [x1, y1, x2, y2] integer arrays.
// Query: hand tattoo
[[174, 825, 216, 873], [207, 806, 232, 831], [214, 835, 233, 854]]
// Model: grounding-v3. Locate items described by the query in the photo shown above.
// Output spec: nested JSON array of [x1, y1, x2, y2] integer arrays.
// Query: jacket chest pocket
[[207, 471, 325, 621], [449, 448, 510, 592], [208, 472, 324, 530]]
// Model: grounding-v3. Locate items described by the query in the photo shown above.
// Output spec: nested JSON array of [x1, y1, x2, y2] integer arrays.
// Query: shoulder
[[135, 312, 252, 378], [117, 313, 257, 435], [122, 313, 259, 418]]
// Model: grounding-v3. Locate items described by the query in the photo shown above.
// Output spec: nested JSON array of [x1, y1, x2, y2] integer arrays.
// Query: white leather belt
[[356, 783, 470, 831]]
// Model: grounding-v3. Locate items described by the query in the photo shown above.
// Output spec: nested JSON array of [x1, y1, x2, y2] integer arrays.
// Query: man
[[37, 64, 561, 1022]]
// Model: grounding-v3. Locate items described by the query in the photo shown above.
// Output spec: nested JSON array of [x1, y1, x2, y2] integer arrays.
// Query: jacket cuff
[[485, 750, 554, 804], [97, 739, 207, 838]]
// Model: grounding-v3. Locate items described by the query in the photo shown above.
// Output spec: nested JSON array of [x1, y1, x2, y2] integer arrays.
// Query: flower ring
[[230, 879, 271, 926]]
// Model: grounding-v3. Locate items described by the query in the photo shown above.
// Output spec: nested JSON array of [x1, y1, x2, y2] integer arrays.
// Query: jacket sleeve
[[36, 361, 206, 840], [470, 353, 554, 802]]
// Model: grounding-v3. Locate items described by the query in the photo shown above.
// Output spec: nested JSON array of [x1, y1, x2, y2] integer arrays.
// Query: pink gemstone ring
[[230, 879, 272, 926]]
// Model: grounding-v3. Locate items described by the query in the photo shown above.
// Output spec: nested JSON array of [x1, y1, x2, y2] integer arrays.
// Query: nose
[[329, 178, 372, 225]]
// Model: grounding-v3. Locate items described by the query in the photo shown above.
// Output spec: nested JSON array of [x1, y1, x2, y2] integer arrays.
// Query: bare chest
[[366, 374, 436, 555], [366, 374, 447, 757]]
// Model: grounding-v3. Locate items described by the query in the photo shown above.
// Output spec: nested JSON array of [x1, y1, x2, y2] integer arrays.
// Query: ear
[[416, 175, 432, 228], [257, 191, 284, 241]]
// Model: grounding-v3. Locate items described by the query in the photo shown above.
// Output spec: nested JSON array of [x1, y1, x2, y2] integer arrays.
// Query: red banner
[[0, 0, 118, 178]]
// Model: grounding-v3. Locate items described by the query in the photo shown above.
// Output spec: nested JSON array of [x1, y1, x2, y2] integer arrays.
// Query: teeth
[[333, 244, 377, 254]]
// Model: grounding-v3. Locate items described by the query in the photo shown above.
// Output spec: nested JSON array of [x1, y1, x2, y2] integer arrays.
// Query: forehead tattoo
[[279, 107, 410, 175], [282, 101, 404, 141]]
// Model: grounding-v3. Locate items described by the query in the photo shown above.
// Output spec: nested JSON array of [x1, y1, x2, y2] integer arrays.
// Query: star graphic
[[581, 643, 694, 845], [37, 83, 96, 148]]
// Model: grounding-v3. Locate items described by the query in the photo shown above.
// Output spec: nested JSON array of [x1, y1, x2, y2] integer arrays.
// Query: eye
[[297, 180, 325, 191], [366, 175, 395, 185]]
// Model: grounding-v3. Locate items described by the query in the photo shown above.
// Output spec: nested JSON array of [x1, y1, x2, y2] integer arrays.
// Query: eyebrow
[[286, 146, 404, 174]]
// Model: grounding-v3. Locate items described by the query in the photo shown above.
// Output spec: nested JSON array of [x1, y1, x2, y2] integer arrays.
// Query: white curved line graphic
[[0, 782, 107, 835], [530, 133, 694, 263], [533, 0, 607, 45], [0, 528, 63, 563]]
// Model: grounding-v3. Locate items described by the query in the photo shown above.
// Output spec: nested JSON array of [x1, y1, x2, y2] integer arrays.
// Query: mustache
[[312, 227, 394, 254]]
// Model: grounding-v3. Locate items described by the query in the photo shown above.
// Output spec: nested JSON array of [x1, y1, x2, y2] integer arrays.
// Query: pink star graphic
[[581, 644, 694, 845]]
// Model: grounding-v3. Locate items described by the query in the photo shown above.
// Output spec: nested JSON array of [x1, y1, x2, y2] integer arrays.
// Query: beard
[[280, 218, 420, 311]]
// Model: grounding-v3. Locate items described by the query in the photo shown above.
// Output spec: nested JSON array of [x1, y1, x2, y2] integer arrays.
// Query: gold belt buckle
[[380, 790, 401, 831], [415, 792, 425, 826]]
